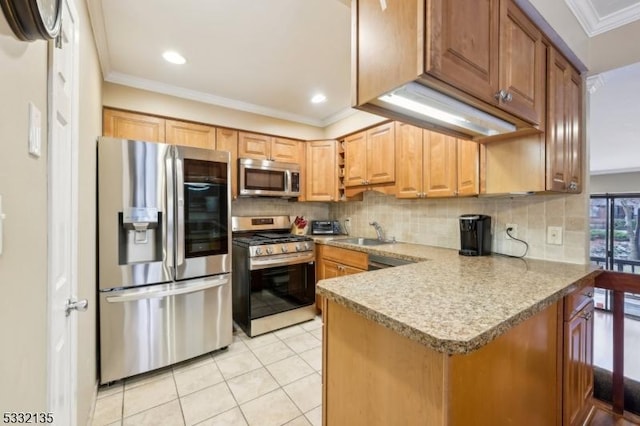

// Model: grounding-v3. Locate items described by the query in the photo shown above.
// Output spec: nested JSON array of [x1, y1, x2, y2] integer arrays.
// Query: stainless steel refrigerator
[[97, 137, 232, 384]]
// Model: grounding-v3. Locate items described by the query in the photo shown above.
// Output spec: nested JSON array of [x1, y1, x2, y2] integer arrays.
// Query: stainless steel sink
[[337, 237, 391, 246]]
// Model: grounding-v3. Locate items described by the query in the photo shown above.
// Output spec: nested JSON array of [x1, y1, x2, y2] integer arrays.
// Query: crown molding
[[586, 74, 606, 94], [565, 0, 640, 37], [322, 107, 358, 126], [105, 71, 331, 127], [85, 0, 110, 78]]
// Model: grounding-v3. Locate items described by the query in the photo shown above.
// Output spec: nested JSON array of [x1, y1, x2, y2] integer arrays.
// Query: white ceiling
[[87, 0, 352, 127]]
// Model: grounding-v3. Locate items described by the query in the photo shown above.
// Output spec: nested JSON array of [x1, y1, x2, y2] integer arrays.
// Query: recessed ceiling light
[[311, 94, 327, 104], [162, 51, 186, 65]]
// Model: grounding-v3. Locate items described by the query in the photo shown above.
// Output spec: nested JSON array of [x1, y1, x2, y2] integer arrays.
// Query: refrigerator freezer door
[[99, 273, 232, 383], [98, 138, 173, 290]]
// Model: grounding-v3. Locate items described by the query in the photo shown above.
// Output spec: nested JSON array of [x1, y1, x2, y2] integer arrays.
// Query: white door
[[48, 0, 80, 424]]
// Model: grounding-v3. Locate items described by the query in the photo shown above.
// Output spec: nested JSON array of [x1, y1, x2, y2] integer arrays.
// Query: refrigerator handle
[[165, 152, 175, 269], [105, 275, 229, 303], [175, 156, 185, 267]]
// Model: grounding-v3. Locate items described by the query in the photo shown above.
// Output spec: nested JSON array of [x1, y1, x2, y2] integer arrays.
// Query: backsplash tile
[[330, 191, 589, 264], [232, 198, 330, 223]]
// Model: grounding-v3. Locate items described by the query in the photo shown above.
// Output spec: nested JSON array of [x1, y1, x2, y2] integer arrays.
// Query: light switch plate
[[28, 102, 41, 158], [547, 226, 563, 245]]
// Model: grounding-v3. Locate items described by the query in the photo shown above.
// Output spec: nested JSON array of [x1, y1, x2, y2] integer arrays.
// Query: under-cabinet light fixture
[[377, 82, 516, 137]]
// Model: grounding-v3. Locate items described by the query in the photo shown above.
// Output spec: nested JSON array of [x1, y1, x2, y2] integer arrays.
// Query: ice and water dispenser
[[118, 207, 163, 265]]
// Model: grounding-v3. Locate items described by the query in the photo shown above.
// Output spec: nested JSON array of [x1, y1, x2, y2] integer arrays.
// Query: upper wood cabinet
[[238, 132, 302, 163], [103, 109, 165, 142], [306, 140, 338, 202], [165, 119, 216, 149], [355, 0, 545, 127], [547, 48, 582, 193], [216, 128, 239, 200], [344, 122, 395, 187], [395, 122, 478, 198], [457, 139, 480, 196], [428, 0, 544, 124]]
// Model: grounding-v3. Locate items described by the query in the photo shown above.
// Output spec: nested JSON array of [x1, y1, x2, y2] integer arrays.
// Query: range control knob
[[266, 247, 274, 255], [295, 244, 302, 252], [255, 247, 263, 256], [303, 243, 310, 251], [281, 245, 288, 253]]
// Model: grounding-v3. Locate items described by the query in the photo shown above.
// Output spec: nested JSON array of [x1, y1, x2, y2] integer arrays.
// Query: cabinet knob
[[495, 89, 513, 103], [581, 311, 593, 321], [584, 290, 594, 298]]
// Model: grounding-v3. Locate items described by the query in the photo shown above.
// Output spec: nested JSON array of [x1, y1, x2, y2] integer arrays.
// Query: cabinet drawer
[[564, 280, 595, 320], [322, 245, 368, 270]]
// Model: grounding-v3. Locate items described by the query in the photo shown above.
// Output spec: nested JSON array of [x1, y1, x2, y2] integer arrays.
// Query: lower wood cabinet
[[563, 281, 594, 426], [315, 245, 367, 311], [322, 280, 595, 424]]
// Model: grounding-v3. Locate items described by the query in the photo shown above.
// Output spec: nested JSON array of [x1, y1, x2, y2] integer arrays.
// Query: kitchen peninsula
[[316, 241, 600, 425]]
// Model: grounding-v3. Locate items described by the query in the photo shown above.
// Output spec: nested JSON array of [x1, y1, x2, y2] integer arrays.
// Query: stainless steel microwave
[[238, 158, 301, 198]]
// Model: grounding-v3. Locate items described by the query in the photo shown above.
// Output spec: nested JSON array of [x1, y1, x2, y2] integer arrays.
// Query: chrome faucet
[[369, 221, 385, 241]]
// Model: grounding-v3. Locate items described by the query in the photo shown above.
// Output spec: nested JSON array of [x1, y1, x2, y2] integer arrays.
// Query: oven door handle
[[105, 275, 229, 302], [250, 253, 315, 270]]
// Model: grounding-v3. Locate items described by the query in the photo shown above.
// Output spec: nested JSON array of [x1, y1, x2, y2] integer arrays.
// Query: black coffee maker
[[459, 214, 492, 256]]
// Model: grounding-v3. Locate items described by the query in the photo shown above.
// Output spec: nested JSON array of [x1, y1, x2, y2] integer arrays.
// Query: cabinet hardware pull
[[581, 311, 592, 321], [584, 291, 594, 298], [494, 89, 513, 103]]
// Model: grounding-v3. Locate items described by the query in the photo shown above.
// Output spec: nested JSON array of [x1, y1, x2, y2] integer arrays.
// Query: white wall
[[103, 82, 325, 141], [0, 22, 49, 413], [591, 172, 640, 194], [0, 2, 102, 422]]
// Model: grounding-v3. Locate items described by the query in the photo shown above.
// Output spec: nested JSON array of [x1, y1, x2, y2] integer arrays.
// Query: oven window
[[249, 263, 315, 319], [183, 159, 228, 258], [245, 169, 285, 191]]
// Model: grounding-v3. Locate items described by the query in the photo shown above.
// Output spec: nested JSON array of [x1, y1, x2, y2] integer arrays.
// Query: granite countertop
[[316, 238, 601, 355]]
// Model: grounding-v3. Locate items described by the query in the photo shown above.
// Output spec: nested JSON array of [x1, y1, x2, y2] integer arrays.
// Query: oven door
[[248, 255, 316, 321], [174, 146, 231, 281]]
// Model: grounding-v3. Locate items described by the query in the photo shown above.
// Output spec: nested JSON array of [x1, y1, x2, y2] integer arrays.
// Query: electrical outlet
[[505, 223, 518, 240], [547, 226, 563, 245]]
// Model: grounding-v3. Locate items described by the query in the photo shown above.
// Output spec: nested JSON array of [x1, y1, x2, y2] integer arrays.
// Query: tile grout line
[[170, 368, 187, 426]]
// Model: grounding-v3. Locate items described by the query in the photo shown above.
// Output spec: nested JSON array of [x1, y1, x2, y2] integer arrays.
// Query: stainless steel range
[[232, 216, 316, 337]]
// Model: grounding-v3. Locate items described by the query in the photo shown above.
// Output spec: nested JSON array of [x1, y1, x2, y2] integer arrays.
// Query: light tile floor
[[90, 317, 323, 426]]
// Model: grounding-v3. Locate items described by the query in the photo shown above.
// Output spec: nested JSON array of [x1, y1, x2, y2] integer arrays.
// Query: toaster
[[311, 220, 342, 235]]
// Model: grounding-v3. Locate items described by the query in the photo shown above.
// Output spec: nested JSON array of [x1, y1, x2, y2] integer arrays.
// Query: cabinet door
[[563, 303, 594, 426], [272, 137, 301, 163], [238, 132, 271, 160], [321, 259, 341, 279], [457, 139, 479, 196], [344, 131, 367, 187], [216, 128, 239, 200], [427, 0, 500, 104], [546, 49, 570, 192], [366, 122, 395, 184], [103, 109, 165, 142], [306, 140, 337, 202], [165, 119, 216, 149], [341, 265, 367, 276], [566, 70, 582, 193], [498, 0, 545, 124], [395, 122, 424, 199], [424, 131, 457, 197]]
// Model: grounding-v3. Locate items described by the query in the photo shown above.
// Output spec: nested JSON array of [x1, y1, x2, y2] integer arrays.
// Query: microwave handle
[[284, 170, 289, 194], [175, 156, 185, 267]]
